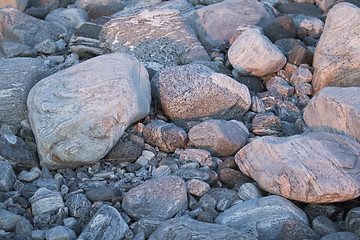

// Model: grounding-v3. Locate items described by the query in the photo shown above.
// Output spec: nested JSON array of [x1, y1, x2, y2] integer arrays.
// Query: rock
[[0, 0, 28, 11], [18, 170, 40, 182], [143, 120, 187, 152], [288, 44, 313, 66], [276, 2, 324, 17], [0, 6, 67, 47], [263, 15, 296, 42], [252, 112, 282, 136], [135, 150, 155, 166], [235, 132, 360, 203], [312, 216, 341, 236], [257, 89, 283, 108], [303, 87, 360, 142], [237, 182, 263, 201], [85, 187, 122, 202], [175, 168, 218, 185], [151, 64, 251, 127], [266, 76, 294, 98], [65, 194, 91, 220], [27, 53, 151, 170], [290, 66, 313, 85], [100, 8, 209, 71], [189, 0, 272, 50], [29, 188, 64, 215], [75, 0, 123, 10], [45, 226, 76, 240], [228, 29, 287, 77], [0, 124, 19, 135], [235, 75, 266, 93], [312, 3, 360, 94], [187, 179, 210, 197], [278, 219, 321, 240], [188, 119, 249, 156], [77, 204, 129, 240], [292, 14, 324, 39], [45, 8, 88, 30], [104, 138, 143, 163], [0, 160, 16, 192], [215, 195, 309, 240], [321, 232, 360, 240], [0, 42, 36, 58], [275, 38, 303, 57], [345, 207, 360, 236], [0, 209, 23, 231], [277, 100, 301, 123], [34, 39, 57, 54], [149, 217, 256, 239], [122, 176, 187, 219], [15, 218, 33, 235], [0, 58, 50, 125]]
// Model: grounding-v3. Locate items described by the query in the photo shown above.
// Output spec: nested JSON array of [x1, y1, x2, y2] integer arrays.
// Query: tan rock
[[303, 87, 360, 142], [312, 3, 360, 95], [0, 0, 28, 11], [235, 132, 360, 203]]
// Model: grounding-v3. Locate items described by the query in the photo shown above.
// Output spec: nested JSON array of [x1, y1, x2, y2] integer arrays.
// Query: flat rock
[[45, 226, 76, 240], [263, 15, 296, 42], [321, 232, 360, 240], [149, 217, 257, 240], [151, 64, 251, 127], [276, 2, 324, 17], [215, 195, 309, 240], [303, 87, 360, 142], [100, 8, 209, 71], [312, 3, 360, 94], [0, 41, 36, 58], [65, 194, 92, 220], [27, 53, 151, 170], [278, 219, 321, 240], [0, 160, 16, 192], [235, 132, 360, 203], [0, 209, 23, 231], [122, 176, 187, 219], [104, 138, 143, 163], [188, 119, 249, 156], [345, 207, 360, 236], [29, 188, 64, 215], [228, 29, 287, 77]]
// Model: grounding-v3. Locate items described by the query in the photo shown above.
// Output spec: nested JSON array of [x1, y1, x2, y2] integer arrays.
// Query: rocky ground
[[0, 0, 360, 239]]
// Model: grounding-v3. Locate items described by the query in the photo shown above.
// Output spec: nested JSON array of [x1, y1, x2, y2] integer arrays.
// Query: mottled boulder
[[189, 0, 273, 50], [312, 3, 360, 94], [122, 176, 187, 219], [149, 217, 257, 240], [215, 195, 309, 240], [0, 209, 23, 231], [188, 119, 249, 156], [235, 132, 360, 203], [0, 58, 50, 125], [0, 6, 67, 47], [45, 8, 88, 30], [151, 64, 251, 127], [29, 188, 64, 215], [292, 14, 324, 39], [27, 53, 151, 170], [263, 15, 296, 42], [76, 0, 126, 10], [228, 29, 287, 77], [278, 219, 321, 240], [345, 207, 360, 236], [303, 87, 360, 142], [100, 8, 209, 71], [0, 41, 37, 58]]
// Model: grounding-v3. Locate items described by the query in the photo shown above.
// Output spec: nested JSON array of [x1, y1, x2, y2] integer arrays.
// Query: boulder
[[0, 0, 28, 11], [0, 41, 36, 58], [0, 209, 23, 231], [45, 8, 88, 30], [151, 64, 251, 127], [303, 87, 360, 142], [228, 29, 287, 77], [100, 8, 209, 71], [292, 14, 324, 39], [27, 53, 151, 169], [312, 3, 360, 94], [235, 132, 360, 203]]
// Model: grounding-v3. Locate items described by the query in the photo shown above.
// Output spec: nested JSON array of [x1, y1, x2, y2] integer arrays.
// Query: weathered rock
[[77, 204, 129, 240], [0, 0, 28, 11], [266, 76, 294, 98], [345, 207, 360, 236], [0, 6, 67, 47], [186, 179, 210, 197], [276, 2, 324, 17], [65, 194, 91, 220], [252, 112, 282, 136], [290, 66, 313, 85], [251, 96, 266, 113], [0, 42, 36, 58], [263, 15, 296, 42], [176, 148, 212, 167], [29, 188, 64, 215], [122, 176, 187, 220], [18, 170, 40, 182], [237, 182, 263, 201], [34, 39, 57, 54], [218, 167, 252, 188], [15, 218, 33, 235], [88, 4, 124, 19], [104, 138, 143, 163], [75, 0, 125, 9], [288, 44, 313, 66], [132, 218, 165, 238], [228, 29, 287, 77], [143, 120, 187, 152], [188, 119, 249, 156], [0, 58, 50, 125], [189, 0, 273, 50], [275, 38, 303, 57], [0, 160, 16, 192], [149, 217, 256, 240], [0, 209, 23, 231], [235, 132, 360, 203], [278, 219, 321, 240], [27, 53, 151, 170], [303, 87, 360, 142], [257, 89, 283, 108], [45, 8, 88, 30], [295, 82, 313, 96], [292, 14, 324, 39], [45, 226, 76, 240], [312, 3, 360, 94], [151, 64, 251, 127], [215, 195, 309, 240], [321, 232, 360, 240], [100, 8, 209, 71]]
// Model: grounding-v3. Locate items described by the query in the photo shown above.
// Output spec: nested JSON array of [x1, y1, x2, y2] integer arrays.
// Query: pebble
[[186, 179, 211, 197], [237, 182, 263, 201]]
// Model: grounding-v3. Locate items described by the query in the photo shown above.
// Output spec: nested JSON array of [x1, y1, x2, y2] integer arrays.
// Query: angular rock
[[0, 58, 50, 124], [237, 182, 263, 201], [100, 8, 209, 70], [276, 2, 324, 17], [235, 132, 360, 203], [228, 29, 287, 77], [88, 4, 124, 19], [151, 64, 251, 127], [188, 119, 249, 156], [104, 137, 143, 163], [45, 8, 88, 30], [290, 66, 313, 85], [45, 226, 76, 240], [0, 160, 16, 192], [257, 89, 283, 108], [0, 6, 67, 47], [278, 219, 321, 240], [77, 205, 129, 240], [186, 179, 210, 197], [252, 112, 282, 136], [345, 207, 360, 236], [215, 195, 309, 240], [34, 39, 57, 54], [189, 0, 273, 50], [18, 170, 40, 182], [122, 176, 187, 219], [288, 44, 313, 66], [0, 209, 23, 231], [251, 96, 266, 113], [312, 3, 360, 94], [263, 15, 296, 42], [29, 188, 64, 215], [149, 217, 256, 240], [218, 167, 252, 188], [0, 0, 28, 11], [266, 76, 294, 98], [312, 216, 341, 236], [275, 38, 303, 57], [143, 120, 187, 152], [27, 53, 151, 170], [321, 232, 360, 240], [303, 87, 360, 142], [0, 42, 36, 58], [85, 187, 122, 202], [15, 218, 33, 235], [295, 82, 313, 96], [176, 148, 212, 167]]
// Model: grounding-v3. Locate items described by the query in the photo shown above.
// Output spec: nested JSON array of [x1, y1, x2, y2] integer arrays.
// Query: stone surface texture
[[45, 7, 88, 30], [0, 161, 16, 192], [0, 0, 28, 11], [235, 132, 360, 203], [29, 188, 65, 215], [27, 53, 151, 169]]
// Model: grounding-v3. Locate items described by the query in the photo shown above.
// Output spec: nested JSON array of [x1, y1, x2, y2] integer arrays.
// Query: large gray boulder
[[27, 53, 151, 169], [215, 195, 309, 240], [235, 132, 360, 203], [151, 64, 251, 127], [45, 8, 88, 30], [312, 3, 360, 94], [100, 8, 209, 71], [0, 58, 50, 125], [29, 188, 65, 216], [303, 87, 360, 142]]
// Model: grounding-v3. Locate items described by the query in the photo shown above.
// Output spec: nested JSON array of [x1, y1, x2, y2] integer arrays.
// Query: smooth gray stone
[[104, 138, 143, 163], [0, 42, 36, 58], [33, 178, 58, 191], [29, 188, 64, 216], [174, 168, 218, 185], [0, 160, 16, 192], [45, 8, 88, 30], [45, 226, 76, 240], [0, 209, 23, 231], [345, 207, 360, 236], [65, 193, 91, 220], [321, 232, 360, 240], [77, 205, 129, 240], [31, 230, 46, 240], [17, 170, 40, 182], [312, 216, 341, 236], [149, 217, 257, 239], [238, 182, 263, 201], [131, 217, 166, 238], [278, 219, 320, 240]]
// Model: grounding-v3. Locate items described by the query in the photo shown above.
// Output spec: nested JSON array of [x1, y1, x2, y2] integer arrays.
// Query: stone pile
[[0, 0, 360, 239]]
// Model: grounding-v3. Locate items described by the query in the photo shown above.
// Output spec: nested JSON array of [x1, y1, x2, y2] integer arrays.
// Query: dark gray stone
[[275, 2, 324, 18], [31, 230, 46, 240], [34, 39, 57, 54], [345, 207, 360, 236], [85, 187, 122, 202], [312, 216, 341, 236], [18, 170, 40, 182], [15, 218, 33, 235], [0, 209, 23, 231], [217, 167, 252, 188], [0, 42, 36, 58], [275, 38, 303, 56], [45, 226, 76, 240], [288, 44, 313, 66], [131, 217, 166, 238], [237, 182, 263, 201], [257, 89, 283, 108], [105, 138, 143, 163], [263, 16, 296, 42], [252, 112, 282, 136], [65, 193, 91, 220], [33, 178, 58, 191], [0, 160, 16, 191], [321, 232, 360, 240], [88, 4, 124, 20], [174, 168, 218, 185], [278, 219, 320, 240]]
